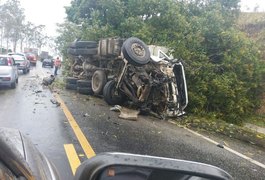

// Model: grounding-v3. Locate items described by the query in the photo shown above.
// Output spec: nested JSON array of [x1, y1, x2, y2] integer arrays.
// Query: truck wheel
[[77, 87, 93, 95], [66, 77, 78, 84], [69, 41, 98, 48], [65, 83, 77, 90], [122, 37, 150, 66], [77, 80, 92, 88], [92, 70, 107, 95], [103, 80, 125, 105]]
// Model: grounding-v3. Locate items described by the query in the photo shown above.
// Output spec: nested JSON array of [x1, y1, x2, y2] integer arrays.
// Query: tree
[[0, 0, 25, 52]]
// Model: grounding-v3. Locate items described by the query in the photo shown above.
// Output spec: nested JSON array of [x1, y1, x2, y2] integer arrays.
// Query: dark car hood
[[0, 127, 59, 179]]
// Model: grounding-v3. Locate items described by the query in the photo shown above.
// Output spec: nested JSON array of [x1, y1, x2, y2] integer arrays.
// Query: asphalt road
[[0, 61, 265, 180], [0, 63, 74, 180]]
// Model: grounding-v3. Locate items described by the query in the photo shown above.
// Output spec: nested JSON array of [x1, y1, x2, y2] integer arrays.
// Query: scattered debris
[[42, 75, 55, 86], [34, 102, 44, 105], [50, 99, 61, 107], [217, 143, 224, 148], [119, 107, 139, 121], [249, 141, 256, 145], [110, 105, 139, 120], [110, 105, 122, 112], [113, 122, 120, 126], [83, 113, 90, 117]]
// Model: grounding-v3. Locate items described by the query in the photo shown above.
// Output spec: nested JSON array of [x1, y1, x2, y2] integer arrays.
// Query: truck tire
[[77, 80, 92, 88], [122, 37, 150, 66], [65, 83, 77, 90], [69, 41, 98, 48], [77, 87, 93, 95], [66, 77, 78, 84], [103, 80, 125, 105], [92, 70, 107, 95]]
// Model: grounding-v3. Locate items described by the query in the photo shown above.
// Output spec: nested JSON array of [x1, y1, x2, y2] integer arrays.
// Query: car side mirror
[[74, 153, 233, 180]]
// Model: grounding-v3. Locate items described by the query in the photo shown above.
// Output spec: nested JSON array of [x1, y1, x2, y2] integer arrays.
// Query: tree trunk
[[20, 39, 23, 52], [13, 40, 17, 53], [6, 38, 9, 53]]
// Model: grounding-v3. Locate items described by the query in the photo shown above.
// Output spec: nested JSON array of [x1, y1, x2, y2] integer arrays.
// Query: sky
[[20, 0, 71, 37], [240, 0, 265, 12], [19, 0, 265, 37]]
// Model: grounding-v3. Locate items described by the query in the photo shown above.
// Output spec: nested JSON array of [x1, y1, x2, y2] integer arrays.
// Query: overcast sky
[[19, 0, 265, 37], [20, 0, 71, 37]]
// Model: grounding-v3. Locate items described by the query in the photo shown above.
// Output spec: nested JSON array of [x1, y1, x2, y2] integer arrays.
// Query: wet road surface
[[0, 61, 265, 180], [59, 90, 265, 180], [0, 63, 74, 180]]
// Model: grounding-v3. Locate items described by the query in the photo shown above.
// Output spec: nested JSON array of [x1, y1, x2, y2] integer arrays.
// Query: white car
[[0, 55, 18, 88]]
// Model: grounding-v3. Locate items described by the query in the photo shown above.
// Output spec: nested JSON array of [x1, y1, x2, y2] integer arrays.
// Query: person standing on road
[[54, 57, 61, 76]]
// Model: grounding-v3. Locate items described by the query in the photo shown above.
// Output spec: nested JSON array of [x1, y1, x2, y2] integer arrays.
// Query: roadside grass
[[246, 115, 265, 128], [51, 77, 65, 90], [172, 115, 265, 148]]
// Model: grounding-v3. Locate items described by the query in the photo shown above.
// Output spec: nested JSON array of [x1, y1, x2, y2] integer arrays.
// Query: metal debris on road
[[83, 113, 90, 117], [35, 90, 42, 93], [119, 107, 139, 121], [50, 99, 61, 107], [110, 105, 122, 112], [217, 143, 224, 148], [42, 75, 55, 86], [110, 105, 140, 120]]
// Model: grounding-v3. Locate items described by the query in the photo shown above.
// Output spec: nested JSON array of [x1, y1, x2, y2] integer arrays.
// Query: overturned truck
[[66, 37, 188, 118]]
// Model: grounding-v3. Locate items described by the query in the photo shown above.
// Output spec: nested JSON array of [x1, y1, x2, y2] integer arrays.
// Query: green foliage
[[58, 0, 265, 124]]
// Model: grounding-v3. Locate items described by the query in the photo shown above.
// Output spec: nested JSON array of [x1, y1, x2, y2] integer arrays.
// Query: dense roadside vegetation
[[56, 0, 265, 124], [0, 0, 48, 53]]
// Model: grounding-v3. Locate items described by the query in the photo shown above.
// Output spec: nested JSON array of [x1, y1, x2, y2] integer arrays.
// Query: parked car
[[0, 55, 18, 88], [10, 54, 30, 74], [42, 59, 54, 68], [25, 53, 37, 65]]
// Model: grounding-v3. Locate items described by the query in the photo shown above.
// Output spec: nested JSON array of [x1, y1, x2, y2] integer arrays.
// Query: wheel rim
[[131, 43, 146, 58], [94, 75, 100, 89]]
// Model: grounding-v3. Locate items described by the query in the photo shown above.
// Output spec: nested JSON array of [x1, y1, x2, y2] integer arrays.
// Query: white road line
[[184, 127, 265, 169]]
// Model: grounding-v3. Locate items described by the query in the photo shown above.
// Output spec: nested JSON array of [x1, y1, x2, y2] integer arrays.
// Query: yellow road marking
[[64, 144, 81, 175], [55, 93, 96, 158]]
